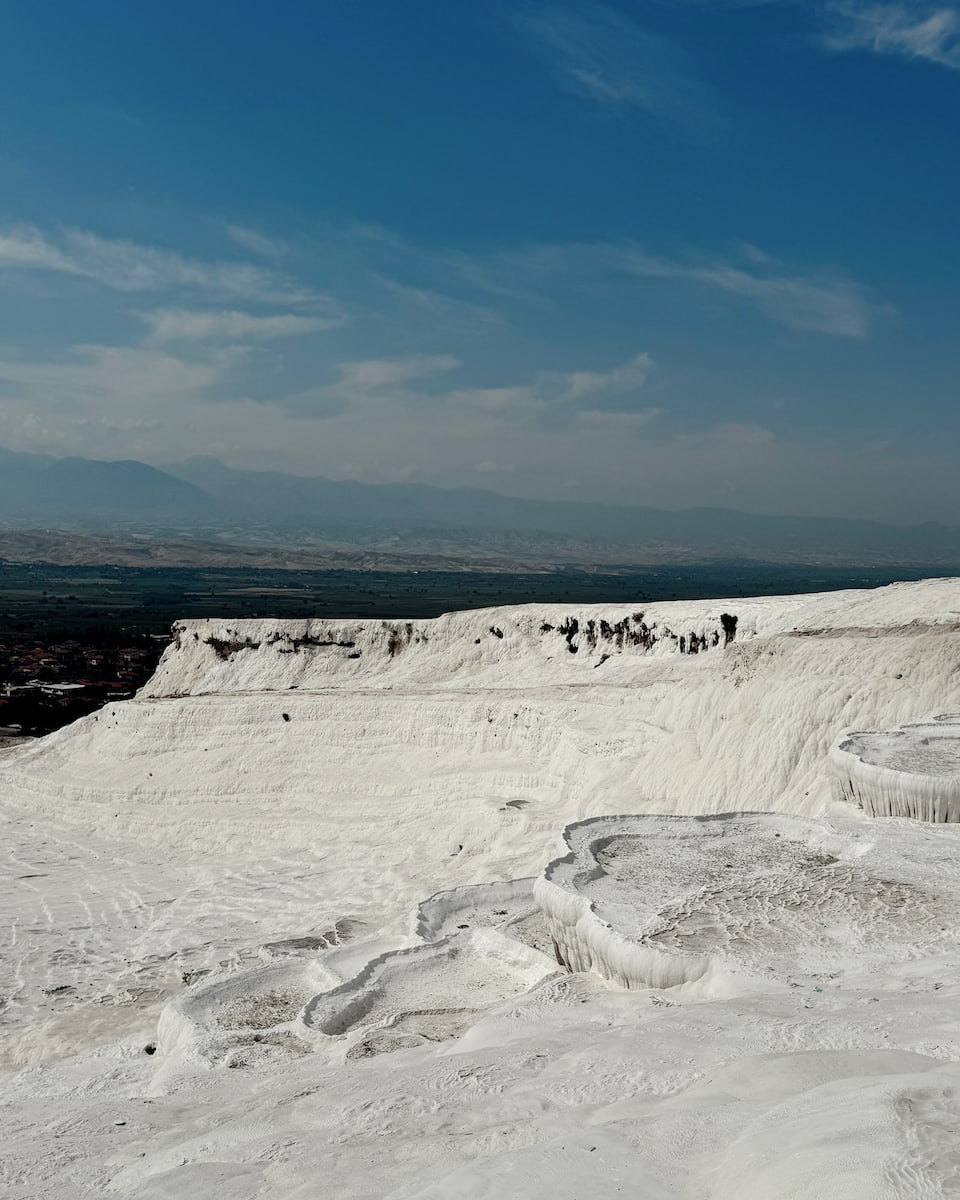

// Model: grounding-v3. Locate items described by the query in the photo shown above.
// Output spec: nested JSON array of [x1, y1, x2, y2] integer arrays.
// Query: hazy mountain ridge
[[2, 446, 959, 567], [0, 446, 212, 520]]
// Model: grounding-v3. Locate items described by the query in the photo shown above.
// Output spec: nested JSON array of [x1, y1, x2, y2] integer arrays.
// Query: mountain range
[[1, 445, 958, 568]]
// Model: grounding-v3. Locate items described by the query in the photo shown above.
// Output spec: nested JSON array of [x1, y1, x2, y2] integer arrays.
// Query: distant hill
[[1, 445, 959, 567], [168, 455, 960, 566], [0, 446, 213, 522]]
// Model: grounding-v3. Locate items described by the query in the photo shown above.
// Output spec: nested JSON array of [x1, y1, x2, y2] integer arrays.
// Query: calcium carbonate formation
[[535, 811, 958, 992], [6, 578, 960, 1198], [831, 714, 960, 821]]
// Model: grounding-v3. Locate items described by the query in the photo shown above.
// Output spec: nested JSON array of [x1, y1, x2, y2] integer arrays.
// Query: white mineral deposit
[[4, 577, 960, 1198], [832, 713, 960, 821]]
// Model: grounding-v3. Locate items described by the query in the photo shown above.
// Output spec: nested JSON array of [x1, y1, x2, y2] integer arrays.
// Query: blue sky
[[0, 1, 958, 520]]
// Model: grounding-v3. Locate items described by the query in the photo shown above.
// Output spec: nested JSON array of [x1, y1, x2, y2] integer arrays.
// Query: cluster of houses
[[0, 638, 162, 736]]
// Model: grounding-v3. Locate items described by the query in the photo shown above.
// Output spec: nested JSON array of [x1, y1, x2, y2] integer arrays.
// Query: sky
[[0, 0, 957, 522]]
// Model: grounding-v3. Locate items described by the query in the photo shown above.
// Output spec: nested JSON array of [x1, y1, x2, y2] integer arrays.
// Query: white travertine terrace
[[831, 714, 960, 821], [156, 881, 556, 1077], [536, 812, 960, 992], [413, 877, 551, 952], [300, 928, 556, 1042], [7, 577, 960, 1198]]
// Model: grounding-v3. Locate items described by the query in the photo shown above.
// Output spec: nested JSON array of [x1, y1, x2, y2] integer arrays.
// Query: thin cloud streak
[[335, 355, 462, 391], [445, 351, 656, 423], [824, 3, 960, 68], [619, 246, 877, 337], [225, 224, 292, 258], [482, 240, 880, 337], [139, 308, 339, 344], [513, 4, 720, 125], [278, 354, 462, 417], [369, 274, 506, 330], [0, 224, 323, 305], [276, 349, 653, 424]]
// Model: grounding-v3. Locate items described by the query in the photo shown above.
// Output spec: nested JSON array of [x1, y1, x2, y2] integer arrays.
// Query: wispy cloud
[[277, 349, 655, 429], [369, 274, 505, 330], [480, 240, 880, 337], [513, 4, 718, 124], [0, 344, 231, 411], [279, 354, 461, 417], [824, 3, 960, 68], [335, 355, 461, 391], [0, 225, 71, 272], [0, 341, 261, 462], [559, 351, 654, 403], [0, 224, 321, 304], [618, 245, 877, 336], [440, 352, 656, 425], [225, 224, 292, 258], [138, 308, 339, 344]]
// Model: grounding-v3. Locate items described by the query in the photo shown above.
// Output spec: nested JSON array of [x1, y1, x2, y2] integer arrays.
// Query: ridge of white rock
[[831, 713, 960, 821], [5, 579, 960, 856], [144, 578, 960, 697]]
